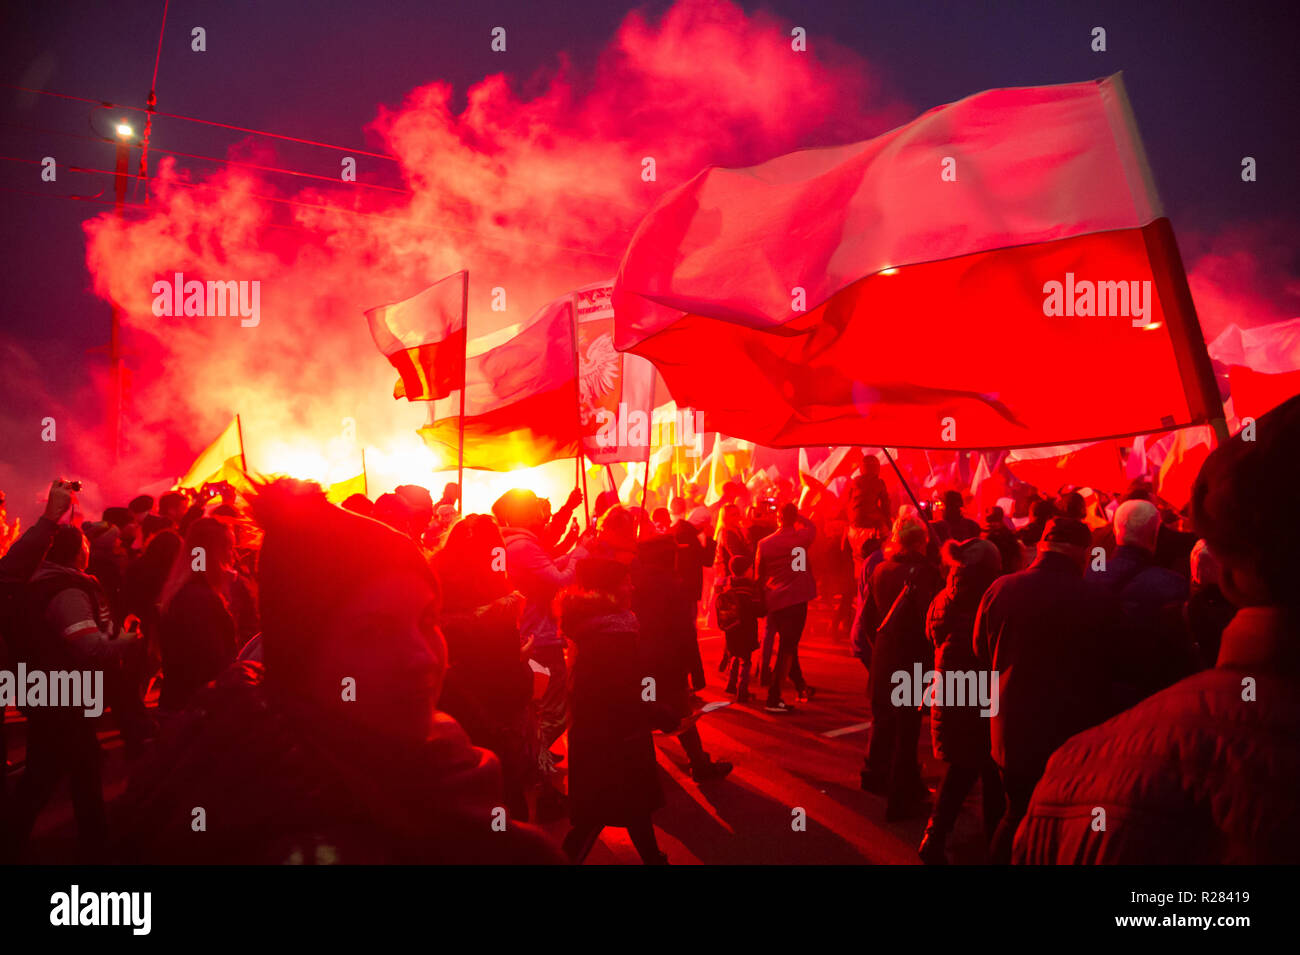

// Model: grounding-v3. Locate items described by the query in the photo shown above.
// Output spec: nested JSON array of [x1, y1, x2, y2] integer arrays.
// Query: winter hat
[[941, 537, 1001, 575], [1040, 517, 1091, 549]]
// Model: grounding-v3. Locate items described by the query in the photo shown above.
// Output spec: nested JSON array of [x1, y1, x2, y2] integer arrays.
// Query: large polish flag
[[613, 74, 1222, 450], [419, 294, 580, 471], [366, 270, 467, 402]]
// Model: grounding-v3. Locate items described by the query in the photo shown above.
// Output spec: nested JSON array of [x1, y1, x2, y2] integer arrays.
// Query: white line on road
[[822, 721, 873, 738]]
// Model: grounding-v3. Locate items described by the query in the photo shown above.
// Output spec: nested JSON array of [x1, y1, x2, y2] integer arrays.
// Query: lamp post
[[107, 121, 134, 463]]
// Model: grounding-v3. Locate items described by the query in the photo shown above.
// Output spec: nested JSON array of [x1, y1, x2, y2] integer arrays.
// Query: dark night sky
[[1, 0, 1296, 496]]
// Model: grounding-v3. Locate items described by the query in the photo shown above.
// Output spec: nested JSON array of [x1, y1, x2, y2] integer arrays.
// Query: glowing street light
[[115, 122, 134, 138]]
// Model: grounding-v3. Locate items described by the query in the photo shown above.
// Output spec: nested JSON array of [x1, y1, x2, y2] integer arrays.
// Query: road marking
[[822, 721, 873, 738]]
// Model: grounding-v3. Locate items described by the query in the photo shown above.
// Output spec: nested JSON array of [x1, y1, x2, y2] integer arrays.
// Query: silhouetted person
[[918, 539, 1004, 863], [974, 517, 1122, 863], [558, 557, 675, 864], [861, 516, 943, 820], [757, 503, 817, 712]]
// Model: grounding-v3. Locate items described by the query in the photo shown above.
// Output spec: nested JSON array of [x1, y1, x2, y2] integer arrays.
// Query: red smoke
[[76, 0, 905, 503]]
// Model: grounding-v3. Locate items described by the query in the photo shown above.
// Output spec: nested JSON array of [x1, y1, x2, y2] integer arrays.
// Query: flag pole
[[580, 454, 591, 528], [235, 413, 248, 474], [638, 455, 651, 537], [880, 446, 938, 548], [361, 446, 368, 497], [457, 270, 468, 513]]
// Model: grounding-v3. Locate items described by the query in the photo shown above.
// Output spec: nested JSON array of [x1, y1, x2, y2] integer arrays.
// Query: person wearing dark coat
[[434, 514, 535, 820], [973, 517, 1124, 863], [599, 507, 732, 782], [558, 557, 677, 864], [860, 516, 944, 820], [1087, 499, 1198, 702], [117, 479, 561, 864], [1016, 395, 1300, 863], [917, 538, 1004, 864], [715, 554, 763, 703], [980, 507, 1022, 575], [157, 518, 240, 712]]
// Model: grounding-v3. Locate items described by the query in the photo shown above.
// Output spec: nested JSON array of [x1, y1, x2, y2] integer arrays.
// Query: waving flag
[[419, 294, 579, 471], [575, 280, 658, 465], [178, 416, 248, 490], [366, 271, 467, 402], [614, 74, 1222, 450]]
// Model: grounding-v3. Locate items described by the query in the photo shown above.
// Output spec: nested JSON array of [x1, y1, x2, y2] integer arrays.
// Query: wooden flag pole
[[361, 446, 368, 498], [456, 270, 468, 513]]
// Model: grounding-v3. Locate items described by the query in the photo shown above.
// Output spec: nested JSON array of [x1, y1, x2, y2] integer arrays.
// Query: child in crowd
[[714, 554, 764, 704]]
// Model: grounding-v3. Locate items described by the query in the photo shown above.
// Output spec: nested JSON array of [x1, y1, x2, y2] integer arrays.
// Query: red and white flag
[[614, 74, 1221, 450], [574, 280, 657, 465], [419, 293, 579, 471], [366, 270, 467, 402]]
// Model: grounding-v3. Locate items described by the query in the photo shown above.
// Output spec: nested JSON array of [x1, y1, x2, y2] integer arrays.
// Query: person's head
[[1114, 499, 1161, 553], [1189, 539, 1220, 590], [492, 488, 546, 532], [984, 506, 1005, 529], [1192, 394, 1300, 611], [576, 556, 633, 609], [778, 501, 799, 529], [941, 490, 964, 519], [1037, 517, 1092, 572], [1031, 498, 1058, 522], [140, 513, 171, 542], [372, 493, 414, 535], [128, 494, 154, 520], [728, 554, 753, 577], [1122, 480, 1153, 503], [861, 455, 880, 479], [592, 489, 619, 520], [341, 493, 373, 517], [651, 506, 670, 531], [252, 479, 444, 742], [47, 525, 88, 571], [102, 506, 132, 530], [138, 529, 182, 577], [669, 497, 686, 519], [598, 505, 638, 559], [439, 482, 460, 507], [160, 491, 187, 524], [434, 513, 509, 610], [394, 485, 434, 536], [891, 515, 928, 554], [1059, 491, 1087, 522], [941, 537, 1002, 593], [162, 516, 237, 608], [434, 503, 458, 529]]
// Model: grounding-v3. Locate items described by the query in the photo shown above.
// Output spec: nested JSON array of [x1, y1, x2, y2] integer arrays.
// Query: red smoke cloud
[[77, 0, 906, 502]]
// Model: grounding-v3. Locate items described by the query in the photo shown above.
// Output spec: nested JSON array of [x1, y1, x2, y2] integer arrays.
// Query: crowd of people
[[1, 394, 1297, 864]]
